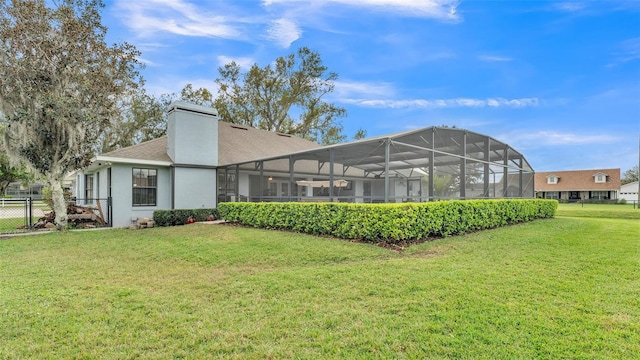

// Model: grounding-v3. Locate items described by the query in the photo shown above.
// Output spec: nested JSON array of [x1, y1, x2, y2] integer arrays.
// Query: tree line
[[0, 0, 365, 229]]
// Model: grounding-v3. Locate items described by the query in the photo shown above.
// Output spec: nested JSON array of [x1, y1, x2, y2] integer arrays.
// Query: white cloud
[[264, 0, 461, 21], [607, 37, 640, 67], [554, 2, 586, 12], [507, 130, 619, 146], [217, 55, 256, 69], [477, 55, 513, 62], [115, 0, 241, 39], [265, 18, 302, 47], [332, 80, 396, 98], [339, 97, 540, 109]]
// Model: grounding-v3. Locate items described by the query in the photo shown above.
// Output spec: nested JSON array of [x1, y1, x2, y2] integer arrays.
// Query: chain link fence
[[0, 198, 36, 234], [0, 197, 112, 234]]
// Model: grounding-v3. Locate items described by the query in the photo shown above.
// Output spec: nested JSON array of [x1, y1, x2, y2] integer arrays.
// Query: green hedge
[[218, 199, 557, 243], [153, 208, 219, 227]]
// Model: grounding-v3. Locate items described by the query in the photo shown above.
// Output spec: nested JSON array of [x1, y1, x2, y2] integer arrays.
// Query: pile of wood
[[129, 217, 154, 230], [34, 203, 107, 229]]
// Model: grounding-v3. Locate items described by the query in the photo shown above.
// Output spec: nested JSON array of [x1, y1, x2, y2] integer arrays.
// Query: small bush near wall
[[218, 199, 557, 243], [153, 208, 219, 227]]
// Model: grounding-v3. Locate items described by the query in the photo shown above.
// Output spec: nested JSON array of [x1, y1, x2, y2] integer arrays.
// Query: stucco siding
[[110, 164, 171, 228], [172, 167, 217, 209]]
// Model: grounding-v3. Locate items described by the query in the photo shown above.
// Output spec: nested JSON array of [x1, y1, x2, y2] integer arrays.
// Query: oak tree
[[621, 165, 639, 185], [0, 0, 141, 229], [215, 47, 348, 145], [101, 84, 214, 152]]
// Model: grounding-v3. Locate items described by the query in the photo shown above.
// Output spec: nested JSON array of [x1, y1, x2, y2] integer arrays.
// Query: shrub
[[617, 199, 627, 205], [218, 199, 557, 243], [153, 208, 219, 227]]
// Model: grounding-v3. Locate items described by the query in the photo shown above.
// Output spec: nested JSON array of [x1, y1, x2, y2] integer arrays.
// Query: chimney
[[167, 101, 219, 166]]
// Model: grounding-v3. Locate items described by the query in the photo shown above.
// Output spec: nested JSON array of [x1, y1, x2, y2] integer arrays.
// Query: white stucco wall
[[238, 173, 250, 199], [354, 179, 364, 203], [172, 167, 217, 209], [109, 164, 171, 228]]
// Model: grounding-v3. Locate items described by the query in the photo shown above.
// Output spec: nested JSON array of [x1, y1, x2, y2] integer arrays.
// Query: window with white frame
[[547, 176, 558, 184], [594, 174, 606, 183], [84, 174, 94, 203], [132, 168, 157, 206]]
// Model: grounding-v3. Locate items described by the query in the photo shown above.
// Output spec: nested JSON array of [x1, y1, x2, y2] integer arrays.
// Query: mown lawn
[[556, 202, 640, 220], [0, 205, 638, 358]]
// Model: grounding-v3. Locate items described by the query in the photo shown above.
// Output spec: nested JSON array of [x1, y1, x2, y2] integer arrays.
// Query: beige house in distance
[[535, 168, 621, 201]]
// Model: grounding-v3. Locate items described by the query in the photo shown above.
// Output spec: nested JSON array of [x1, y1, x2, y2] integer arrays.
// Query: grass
[[0, 205, 638, 358], [0, 217, 30, 232], [556, 202, 640, 220]]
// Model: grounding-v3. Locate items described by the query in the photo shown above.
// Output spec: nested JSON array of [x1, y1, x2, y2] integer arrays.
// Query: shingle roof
[[101, 136, 172, 163], [535, 168, 620, 191], [217, 122, 320, 165], [98, 121, 320, 166]]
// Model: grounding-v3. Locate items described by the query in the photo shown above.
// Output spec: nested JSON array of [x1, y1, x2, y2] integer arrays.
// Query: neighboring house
[[75, 101, 536, 227], [534, 169, 621, 201], [619, 181, 639, 202]]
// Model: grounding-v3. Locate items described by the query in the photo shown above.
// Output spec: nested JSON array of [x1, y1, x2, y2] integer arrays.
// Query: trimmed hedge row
[[218, 199, 557, 243], [153, 208, 219, 226]]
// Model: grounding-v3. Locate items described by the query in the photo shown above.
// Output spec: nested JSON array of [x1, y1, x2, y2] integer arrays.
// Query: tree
[[215, 47, 348, 145], [0, 126, 33, 195], [101, 90, 169, 152], [0, 0, 141, 230], [0, 151, 33, 197], [101, 84, 214, 152], [621, 165, 639, 185], [353, 129, 367, 140]]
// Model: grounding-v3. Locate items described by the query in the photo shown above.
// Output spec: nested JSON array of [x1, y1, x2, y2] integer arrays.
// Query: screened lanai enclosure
[[217, 127, 534, 203]]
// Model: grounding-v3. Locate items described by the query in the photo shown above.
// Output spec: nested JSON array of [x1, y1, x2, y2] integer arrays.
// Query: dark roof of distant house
[[534, 168, 620, 191], [98, 121, 320, 166]]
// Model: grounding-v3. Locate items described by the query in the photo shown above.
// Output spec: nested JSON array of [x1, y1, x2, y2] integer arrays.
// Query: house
[[74, 101, 536, 227], [619, 181, 639, 203], [534, 169, 621, 201]]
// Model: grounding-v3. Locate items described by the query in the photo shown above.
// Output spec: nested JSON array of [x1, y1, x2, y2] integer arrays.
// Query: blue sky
[[102, 0, 639, 173]]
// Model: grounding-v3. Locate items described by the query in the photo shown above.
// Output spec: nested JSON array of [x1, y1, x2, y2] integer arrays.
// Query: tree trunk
[[47, 174, 68, 231], [0, 181, 9, 197]]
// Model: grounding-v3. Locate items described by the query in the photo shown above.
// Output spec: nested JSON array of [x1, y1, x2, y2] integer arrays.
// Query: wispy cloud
[[263, 0, 461, 22], [115, 0, 241, 39], [339, 97, 540, 109], [217, 55, 256, 69], [507, 130, 619, 146], [607, 37, 640, 67], [333, 80, 396, 98], [265, 18, 302, 47], [554, 2, 586, 12], [477, 55, 513, 62]]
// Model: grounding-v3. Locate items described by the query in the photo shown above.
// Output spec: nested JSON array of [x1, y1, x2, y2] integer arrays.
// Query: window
[[132, 168, 157, 206], [595, 174, 606, 183], [544, 192, 559, 199], [547, 176, 558, 185], [591, 191, 607, 200], [85, 174, 94, 203]]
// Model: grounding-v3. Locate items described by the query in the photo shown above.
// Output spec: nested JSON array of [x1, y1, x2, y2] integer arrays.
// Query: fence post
[[28, 197, 33, 229]]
